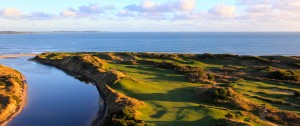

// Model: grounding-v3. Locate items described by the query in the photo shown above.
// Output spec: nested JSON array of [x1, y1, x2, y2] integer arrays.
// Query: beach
[[0, 54, 36, 59]]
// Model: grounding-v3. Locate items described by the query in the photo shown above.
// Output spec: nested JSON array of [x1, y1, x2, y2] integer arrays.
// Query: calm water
[[0, 57, 100, 126], [0, 32, 300, 55]]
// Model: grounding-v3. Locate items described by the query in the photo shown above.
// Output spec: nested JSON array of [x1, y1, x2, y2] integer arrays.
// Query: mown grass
[[107, 63, 270, 125], [107, 63, 231, 125]]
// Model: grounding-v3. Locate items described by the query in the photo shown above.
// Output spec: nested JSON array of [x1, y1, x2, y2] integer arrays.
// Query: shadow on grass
[[150, 110, 167, 118], [127, 87, 196, 103], [146, 116, 218, 126], [123, 65, 189, 83]]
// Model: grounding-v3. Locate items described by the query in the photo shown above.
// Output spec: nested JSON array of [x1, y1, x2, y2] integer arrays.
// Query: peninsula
[[0, 65, 27, 126], [33, 52, 300, 126]]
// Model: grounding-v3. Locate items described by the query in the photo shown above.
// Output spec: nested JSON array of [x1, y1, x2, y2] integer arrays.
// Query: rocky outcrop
[[33, 53, 144, 125]]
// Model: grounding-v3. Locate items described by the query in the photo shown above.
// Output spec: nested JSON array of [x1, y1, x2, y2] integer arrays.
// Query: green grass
[[107, 63, 273, 125], [36, 52, 300, 126], [108, 64, 232, 125]]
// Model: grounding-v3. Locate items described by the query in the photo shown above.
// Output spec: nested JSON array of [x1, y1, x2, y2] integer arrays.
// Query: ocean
[[1, 32, 300, 55]]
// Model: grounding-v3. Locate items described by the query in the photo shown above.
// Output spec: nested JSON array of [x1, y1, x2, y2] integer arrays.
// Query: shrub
[[227, 83, 237, 88], [0, 95, 9, 105], [207, 73, 215, 80], [294, 91, 300, 97], [225, 113, 234, 119], [109, 107, 145, 126], [12, 95, 22, 104], [186, 69, 208, 83], [213, 88, 228, 99], [268, 70, 299, 81], [0, 82, 6, 86], [45, 53, 58, 59]]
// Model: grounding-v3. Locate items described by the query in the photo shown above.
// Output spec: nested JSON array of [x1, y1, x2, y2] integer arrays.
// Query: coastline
[[33, 54, 144, 126], [0, 76, 28, 126], [0, 54, 36, 59], [32, 52, 300, 126]]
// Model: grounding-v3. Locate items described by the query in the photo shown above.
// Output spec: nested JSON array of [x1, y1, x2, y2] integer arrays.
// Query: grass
[[108, 63, 265, 125], [0, 64, 26, 123], [35, 52, 300, 126]]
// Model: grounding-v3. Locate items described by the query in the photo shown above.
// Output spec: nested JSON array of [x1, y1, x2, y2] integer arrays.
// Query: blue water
[[0, 57, 100, 126], [1, 32, 300, 55]]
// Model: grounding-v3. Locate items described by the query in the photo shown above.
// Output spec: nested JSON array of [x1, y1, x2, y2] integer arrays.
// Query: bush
[[268, 70, 300, 81], [109, 107, 145, 126], [12, 95, 22, 104], [186, 69, 208, 83], [207, 73, 215, 80], [225, 113, 234, 119], [0, 82, 6, 86], [294, 91, 300, 97], [227, 83, 237, 88], [213, 88, 228, 99]]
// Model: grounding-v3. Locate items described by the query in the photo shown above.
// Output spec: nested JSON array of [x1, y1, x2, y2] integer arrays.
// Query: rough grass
[[0, 64, 26, 123]]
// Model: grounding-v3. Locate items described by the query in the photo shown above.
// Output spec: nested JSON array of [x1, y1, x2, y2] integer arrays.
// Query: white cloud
[[26, 12, 55, 20], [60, 3, 112, 18], [208, 5, 236, 18], [246, 5, 271, 13], [61, 8, 77, 17], [1, 8, 21, 17], [273, 0, 300, 12], [179, 0, 196, 12], [117, 10, 136, 17], [78, 3, 103, 14], [124, 0, 196, 13]]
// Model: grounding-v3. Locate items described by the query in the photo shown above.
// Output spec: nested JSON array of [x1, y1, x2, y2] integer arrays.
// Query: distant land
[[0, 31, 34, 34], [52, 31, 111, 33]]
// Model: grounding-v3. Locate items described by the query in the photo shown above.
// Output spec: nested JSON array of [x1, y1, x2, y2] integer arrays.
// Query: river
[[0, 56, 101, 126]]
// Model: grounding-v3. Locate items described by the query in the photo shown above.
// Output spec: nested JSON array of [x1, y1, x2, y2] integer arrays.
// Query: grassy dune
[[35, 52, 300, 126], [0, 64, 27, 125]]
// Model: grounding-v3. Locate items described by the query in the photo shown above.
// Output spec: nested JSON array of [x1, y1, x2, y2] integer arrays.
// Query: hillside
[[34, 52, 300, 126]]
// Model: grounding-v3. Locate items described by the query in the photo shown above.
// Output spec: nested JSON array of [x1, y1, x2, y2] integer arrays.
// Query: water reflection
[[0, 57, 102, 126]]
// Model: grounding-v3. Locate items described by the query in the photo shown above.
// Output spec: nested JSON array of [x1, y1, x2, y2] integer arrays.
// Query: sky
[[0, 0, 299, 32]]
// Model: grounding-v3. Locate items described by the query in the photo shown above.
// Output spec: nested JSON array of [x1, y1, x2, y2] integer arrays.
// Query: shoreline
[[0, 76, 28, 126], [0, 54, 36, 59]]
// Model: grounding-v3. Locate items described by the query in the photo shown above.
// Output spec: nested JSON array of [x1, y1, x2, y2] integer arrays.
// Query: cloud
[[61, 8, 77, 17], [0, 8, 54, 20], [237, 0, 272, 5], [236, 0, 300, 21], [208, 5, 236, 18], [273, 0, 300, 12], [103, 5, 116, 10], [117, 10, 136, 17], [78, 3, 103, 14], [60, 3, 113, 18], [124, 0, 196, 13], [246, 5, 271, 13], [26, 12, 55, 20], [1, 8, 22, 18], [179, 0, 196, 12]]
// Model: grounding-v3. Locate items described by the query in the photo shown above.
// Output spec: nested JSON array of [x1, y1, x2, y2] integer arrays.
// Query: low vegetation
[[35, 52, 300, 126], [0, 64, 26, 124]]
